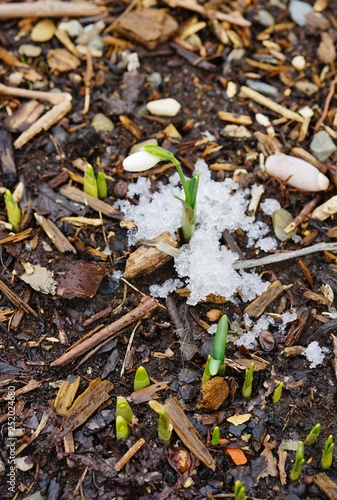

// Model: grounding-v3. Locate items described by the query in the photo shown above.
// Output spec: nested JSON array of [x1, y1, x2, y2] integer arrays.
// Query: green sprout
[[272, 381, 284, 404], [116, 396, 134, 424], [202, 315, 228, 382], [321, 435, 334, 469], [83, 164, 98, 198], [234, 480, 246, 500], [148, 400, 173, 446], [290, 441, 305, 481], [4, 189, 21, 232], [123, 145, 200, 241], [209, 315, 228, 376], [211, 426, 220, 446], [97, 171, 108, 199], [242, 362, 254, 399], [116, 415, 130, 440], [305, 423, 321, 446], [134, 366, 150, 391]]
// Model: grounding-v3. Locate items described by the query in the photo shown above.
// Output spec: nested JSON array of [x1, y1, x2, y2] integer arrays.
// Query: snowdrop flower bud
[[123, 150, 161, 172]]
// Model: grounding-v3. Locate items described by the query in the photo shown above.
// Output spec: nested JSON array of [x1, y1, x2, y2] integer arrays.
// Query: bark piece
[[124, 232, 178, 279], [56, 260, 108, 299], [314, 473, 337, 500], [0, 278, 37, 317], [54, 377, 81, 416], [113, 8, 178, 50], [51, 296, 158, 366], [244, 280, 284, 318], [197, 377, 230, 410], [0, 1, 106, 19], [0, 129, 17, 185], [164, 397, 216, 471], [62, 378, 114, 433], [59, 185, 121, 219]]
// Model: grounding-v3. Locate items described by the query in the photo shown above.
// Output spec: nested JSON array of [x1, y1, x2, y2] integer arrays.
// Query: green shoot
[[4, 190, 21, 232], [97, 171, 108, 199], [305, 423, 321, 446], [242, 362, 254, 399], [116, 415, 130, 440], [234, 480, 246, 500], [209, 315, 228, 376], [116, 396, 134, 424], [148, 400, 173, 446], [272, 381, 284, 404], [142, 145, 199, 241], [290, 441, 305, 481], [321, 435, 334, 469], [202, 355, 212, 384], [134, 366, 150, 391], [211, 426, 220, 446], [83, 164, 98, 198]]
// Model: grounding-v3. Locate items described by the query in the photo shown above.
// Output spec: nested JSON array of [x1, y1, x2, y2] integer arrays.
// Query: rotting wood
[[62, 378, 113, 434], [0, 1, 106, 19], [240, 86, 304, 122], [51, 296, 159, 367], [164, 397, 216, 471], [54, 376, 81, 457], [34, 213, 76, 253], [10, 288, 32, 330], [59, 185, 121, 219], [0, 279, 38, 317], [314, 473, 337, 500], [330, 334, 337, 381], [114, 438, 145, 472], [244, 280, 284, 318], [284, 309, 310, 347]]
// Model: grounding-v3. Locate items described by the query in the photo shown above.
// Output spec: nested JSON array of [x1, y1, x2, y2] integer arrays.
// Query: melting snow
[[302, 341, 329, 368], [117, 160, 276, 305]]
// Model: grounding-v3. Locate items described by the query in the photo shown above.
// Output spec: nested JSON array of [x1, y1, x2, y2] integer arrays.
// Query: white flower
[[123, 150, 160, 172]]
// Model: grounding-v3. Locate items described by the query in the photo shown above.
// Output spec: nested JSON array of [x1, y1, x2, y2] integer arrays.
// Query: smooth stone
[[265, 154, 329, 191], [294, 81, 319, 96], [18, 44, 42, 58], [31, 19, 56, 42], [246, 79, 279, 97], [147, 98, 181, 117], [256, 9, 275, 27], [289, 0, 313, 26], [58, 20, 83, 37], [310, 131, 337, 162], [91, 113, 114, 132], [147, 72, 162, 88], [129, 138, 158, 154]]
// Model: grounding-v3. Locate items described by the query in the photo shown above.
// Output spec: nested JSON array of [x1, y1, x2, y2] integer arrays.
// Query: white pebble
[[265, 154, 329, 192], [292, 55, 306, 71], [146, 98, 181, 117]]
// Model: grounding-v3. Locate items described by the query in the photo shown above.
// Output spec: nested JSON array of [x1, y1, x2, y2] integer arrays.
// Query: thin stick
[[240, 86, 304, 122], [284, 196, 320, 233], [114, 438, 145, 472], [50, 296, 158, 367], [120, 320, 141, 377], [83, 50, 93, 115], [232, 242, 337, 270], [0, 1, 106, 19], [0, 279, 37, 317], [314, 77, 337, 133]]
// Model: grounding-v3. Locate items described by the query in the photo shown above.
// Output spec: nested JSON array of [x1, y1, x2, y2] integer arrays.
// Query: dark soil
[[0, 1, 337, 499]]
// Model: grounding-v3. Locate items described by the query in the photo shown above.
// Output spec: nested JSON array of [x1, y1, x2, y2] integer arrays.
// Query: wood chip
[[244, 280, 284, 318], [59, 185, 121, 218], [34, 213, 76, 253], [197, 376, 230, 410], [130, 381, 170, 404], [164, 397, 216, 470], [0, 278, 38, 317], [62, 378, 114, 433], [124, 232, 179, 279], [314, 472, 337, 500], [217, 111, 253, 125]]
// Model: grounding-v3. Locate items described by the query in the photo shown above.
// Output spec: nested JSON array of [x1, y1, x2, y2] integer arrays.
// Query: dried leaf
[[227, 413, 252, 426]]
